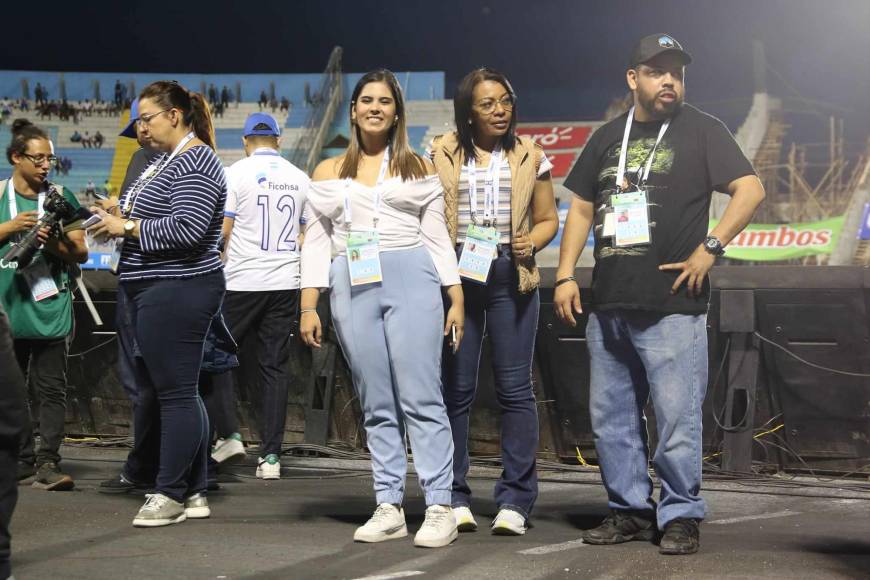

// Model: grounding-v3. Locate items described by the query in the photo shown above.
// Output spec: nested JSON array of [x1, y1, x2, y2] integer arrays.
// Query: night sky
[[3, 0, 868, 156]]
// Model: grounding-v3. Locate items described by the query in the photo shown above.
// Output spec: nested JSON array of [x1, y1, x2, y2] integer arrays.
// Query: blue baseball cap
[[243, 112, 281, 137], [119, 99, 139, 138]]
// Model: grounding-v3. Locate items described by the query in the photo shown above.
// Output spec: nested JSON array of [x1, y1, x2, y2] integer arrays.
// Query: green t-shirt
[[0, 180, 80, 339]]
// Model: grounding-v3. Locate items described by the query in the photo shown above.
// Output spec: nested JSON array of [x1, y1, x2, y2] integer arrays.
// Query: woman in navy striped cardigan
[[89, 81, 226, 527]]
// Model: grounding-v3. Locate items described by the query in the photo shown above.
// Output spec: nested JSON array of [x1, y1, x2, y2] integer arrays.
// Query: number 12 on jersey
[[257, 194, 298, 252]]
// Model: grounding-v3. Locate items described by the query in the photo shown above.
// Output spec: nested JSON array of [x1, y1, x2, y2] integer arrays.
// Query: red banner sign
[[517, 125, 593, 149]]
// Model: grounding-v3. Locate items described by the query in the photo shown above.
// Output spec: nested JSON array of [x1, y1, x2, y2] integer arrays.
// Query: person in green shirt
[[0, 119, 88, 491]]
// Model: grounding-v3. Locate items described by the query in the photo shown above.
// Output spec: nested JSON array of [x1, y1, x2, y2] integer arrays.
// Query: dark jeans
[[15, 336, 69, 467], [119, 271, 224, 502], [222, 289, 297, 456], [442, 250, 541, 519], [0, 304, 27, 580]]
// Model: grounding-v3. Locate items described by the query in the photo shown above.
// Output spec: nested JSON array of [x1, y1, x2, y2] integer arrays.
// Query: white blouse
[[301, 174, 460, 289]]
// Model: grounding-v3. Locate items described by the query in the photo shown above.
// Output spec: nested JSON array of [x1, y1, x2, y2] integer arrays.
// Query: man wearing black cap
[[555, 34, 765, 554]]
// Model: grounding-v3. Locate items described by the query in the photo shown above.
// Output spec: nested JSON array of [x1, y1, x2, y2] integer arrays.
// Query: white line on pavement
[[708, 510, 800, 525], [350, 571, 426, 580], [518, 538, 589, 555]]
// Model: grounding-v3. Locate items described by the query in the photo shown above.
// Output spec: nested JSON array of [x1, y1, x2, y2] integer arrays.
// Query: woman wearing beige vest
[[429, 68, 558, 535]]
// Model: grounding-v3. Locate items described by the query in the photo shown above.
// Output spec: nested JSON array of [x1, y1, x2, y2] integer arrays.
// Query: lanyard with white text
[[615, 107, 670, 193], [122, 131, 196, 217], [343, 145, 390, 229], [7, 179, 46, 220], [467, 145, 502, 226]]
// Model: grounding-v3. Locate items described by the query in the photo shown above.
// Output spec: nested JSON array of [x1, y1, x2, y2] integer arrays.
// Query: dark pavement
[[9, 446, 870, 580]]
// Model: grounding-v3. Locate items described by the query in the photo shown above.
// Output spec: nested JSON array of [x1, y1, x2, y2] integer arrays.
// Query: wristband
[[300, 308, 318, 314], [554, 276, 576, 288]]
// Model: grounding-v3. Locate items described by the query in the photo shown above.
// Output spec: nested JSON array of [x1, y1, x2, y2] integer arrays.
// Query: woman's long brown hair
[[339, 69, 427, 182]]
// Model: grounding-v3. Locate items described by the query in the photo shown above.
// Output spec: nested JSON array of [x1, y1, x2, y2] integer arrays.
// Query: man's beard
[[637, 88, 682, 120]]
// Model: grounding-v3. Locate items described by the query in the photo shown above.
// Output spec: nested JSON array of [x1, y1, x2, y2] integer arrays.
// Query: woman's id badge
[[458, 224, 499, 284], [612, 191, 651, 247], [347, 230, 382, 286], [109, 238, 124, 274]]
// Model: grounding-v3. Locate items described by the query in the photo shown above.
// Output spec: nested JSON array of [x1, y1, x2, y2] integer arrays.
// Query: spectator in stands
[[0, 301, 27, 580], [269, 96, 278, 113], [18, 99, 29, 112], [94, 131, 104, 149], [34, 83, 44, 106], [220, 86, 230, 110], [258, 90, 268, 111], [84, 179, 97, 200], [87, 80, 225, 528], [221, 113, 308, 479], [555, 34, 765, 555], [280, 96, 290, 112], [70, 130, 81, 143], [429, 68, 558, 536], [300, 70, 463, 548], [61, 156, 72, 176], [103, 179, 114, 198], [0, 119, 88, 492]]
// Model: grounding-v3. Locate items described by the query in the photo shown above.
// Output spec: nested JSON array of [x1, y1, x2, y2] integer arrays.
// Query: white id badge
[[612, 191, 651, 247], [458, 224, 499, 284], [109, 238, 124, 274], [347, 230, 383, 286], [19, 256, 60, 302], [602, 210, 616, 238]]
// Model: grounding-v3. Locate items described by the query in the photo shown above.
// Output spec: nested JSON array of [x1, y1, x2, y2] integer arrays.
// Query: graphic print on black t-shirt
[[596, 134, 675, 259], [563, 104, 756, 314]]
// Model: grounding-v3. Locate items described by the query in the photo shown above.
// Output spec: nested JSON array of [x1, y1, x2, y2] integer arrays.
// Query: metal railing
[[289, 47, 343, 175]]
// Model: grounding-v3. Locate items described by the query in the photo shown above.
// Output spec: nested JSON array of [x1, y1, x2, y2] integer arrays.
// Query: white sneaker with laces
[[184, 493, 210, 519], [414, 505, 458, 548], [256, 454, 281, 480], [354, 503, 408, 543], [132, 493, 187, 527], [453, 506, 478, 532], [212, 433, 246, 464], [491, 508, 527, 535]]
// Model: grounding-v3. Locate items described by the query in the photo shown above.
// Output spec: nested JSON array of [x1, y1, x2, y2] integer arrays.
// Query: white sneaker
[[132, 493, 187, 527], [184, 493, 210, 519], [414, 505, 458, 548], [354, 503, 408, 543], [256, 454, 281, 480], [212, 433, 246, 464], [453, 506, 478, 532], [491, 508, 527, 536]]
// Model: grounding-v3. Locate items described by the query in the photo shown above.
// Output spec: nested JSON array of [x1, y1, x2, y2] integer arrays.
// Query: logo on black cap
[[658, 36, 675, 48]]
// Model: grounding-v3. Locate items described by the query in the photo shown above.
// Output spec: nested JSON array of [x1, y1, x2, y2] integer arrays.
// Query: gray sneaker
[[184, 493, 211, 519], [132, 493, 187, 527], [31, 462, 74, 491]]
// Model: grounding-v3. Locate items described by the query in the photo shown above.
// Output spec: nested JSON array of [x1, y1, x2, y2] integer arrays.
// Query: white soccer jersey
[[224, 148, 310, 291]]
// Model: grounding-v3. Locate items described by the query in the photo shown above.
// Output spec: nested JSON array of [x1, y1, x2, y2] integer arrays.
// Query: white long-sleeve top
[[301, 174, 460, 289]]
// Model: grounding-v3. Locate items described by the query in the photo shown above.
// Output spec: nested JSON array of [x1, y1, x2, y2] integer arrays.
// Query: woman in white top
[[300, 70, 464, 549]]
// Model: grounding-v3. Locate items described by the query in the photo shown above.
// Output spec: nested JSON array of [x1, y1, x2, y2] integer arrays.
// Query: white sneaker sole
[[212, 441, 246, 464], [133, 512, 187, 527], [185, 506, 211, 519], [354, 524, 408, 543], [414, 526, 458, 548], [491, 523, 526, 536], [256, 469, 280, 480]]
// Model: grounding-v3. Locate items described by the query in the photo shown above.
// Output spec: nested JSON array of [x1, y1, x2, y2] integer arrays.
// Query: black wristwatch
[[703, 236, 725, 256]]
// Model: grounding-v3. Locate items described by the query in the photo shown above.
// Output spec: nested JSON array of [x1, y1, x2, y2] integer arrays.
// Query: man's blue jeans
[[585, 310, 708, 529]]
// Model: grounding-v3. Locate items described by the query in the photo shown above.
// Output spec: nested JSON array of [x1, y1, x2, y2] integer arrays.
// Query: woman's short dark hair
[[454, 67, 518, 162], [139, 80, 216, 149], [6, 118, 49, 164]]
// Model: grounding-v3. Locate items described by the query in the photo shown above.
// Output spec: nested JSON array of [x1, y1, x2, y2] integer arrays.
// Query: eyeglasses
[[475, 96, 514, 116], [21, 153, 58, 166], [136, 109, 172, 126]]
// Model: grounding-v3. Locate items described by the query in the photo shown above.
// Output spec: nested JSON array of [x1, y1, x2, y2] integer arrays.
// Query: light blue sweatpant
[[329, 246, 454, 506]]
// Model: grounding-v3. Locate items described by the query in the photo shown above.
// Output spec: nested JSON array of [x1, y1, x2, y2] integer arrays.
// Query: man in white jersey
[[222, 113, 309, 479]]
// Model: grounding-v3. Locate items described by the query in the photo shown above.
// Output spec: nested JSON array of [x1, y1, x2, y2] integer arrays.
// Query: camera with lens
[[2, 183, 91, 269]]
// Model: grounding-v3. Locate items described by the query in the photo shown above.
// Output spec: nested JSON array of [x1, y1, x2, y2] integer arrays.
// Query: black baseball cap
[[629, 34, 692, 68]]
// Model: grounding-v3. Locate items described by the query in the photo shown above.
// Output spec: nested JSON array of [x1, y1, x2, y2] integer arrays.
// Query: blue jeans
[[586, 310, 708, 529], [443, 251, 540, 519]]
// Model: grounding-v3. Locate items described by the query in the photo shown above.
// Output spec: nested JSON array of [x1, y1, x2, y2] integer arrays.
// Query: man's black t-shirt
[[563, 103, 755, 314]]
